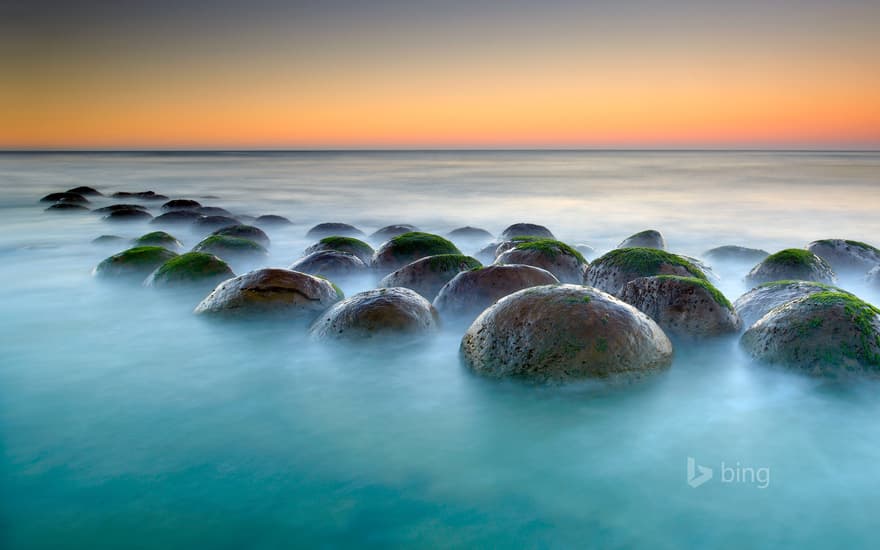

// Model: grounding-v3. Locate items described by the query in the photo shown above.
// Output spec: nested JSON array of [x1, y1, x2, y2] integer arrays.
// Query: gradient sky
[[2, 0, 879, 149]]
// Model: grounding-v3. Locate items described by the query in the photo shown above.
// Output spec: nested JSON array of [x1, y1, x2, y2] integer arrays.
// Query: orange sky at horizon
[[3, 1, 879, 149]]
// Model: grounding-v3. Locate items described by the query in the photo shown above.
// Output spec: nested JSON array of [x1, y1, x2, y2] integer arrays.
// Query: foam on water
[[2, 151, 880, 547]]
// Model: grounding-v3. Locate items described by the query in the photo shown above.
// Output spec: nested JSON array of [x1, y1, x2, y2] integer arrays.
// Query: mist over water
[[2, 151, 880, 548]]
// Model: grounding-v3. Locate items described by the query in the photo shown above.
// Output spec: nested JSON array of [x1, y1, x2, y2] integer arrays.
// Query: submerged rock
[[379, 254, 482, 300], [619, 275, 740, 337], [112, 191, 168, 200], [145, 252, 234, 290], [45, 203, 89, 213], [133, 231, 183, 251], [703, 245, 769, 264], [194, 268, 342, 318], [66, 186, 102, 196], [617, 229, 666, 250], [734, 280, 852, 329], [741, 291, 880, 376], [499, 223, 555, 241], [289, 250, 369, 280], [192, 215, 240, 233], [211, 224, 270, 247], [585, 247, 707, 297], [461, 284, 673, 382], [304, 236, 374, 265], [192, 235, 268, 262], [40, 192, 89, 204], [745, 249, 836, 286], [369, 224, 420, 244], [161, 199, 202, 211], [372, 232, 462, 274], [306, 222, 365, 239], [254, 214, 292, 227], [309, 287, 439, 342], [447, 226, 494, 243], [94, 246, 178, 280], [806, 239, 880, 276], [196, 206, 234, 217], [93, 204, 148, 214], [493, 238, 588, 284], [92, 235, 125, 246], [103, 209, 153, 222], [150, 210, 201, 226], [433, 264, 560, 322]]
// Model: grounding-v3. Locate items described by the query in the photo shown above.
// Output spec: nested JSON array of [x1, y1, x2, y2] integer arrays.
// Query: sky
[[2, 0, 879, 149]]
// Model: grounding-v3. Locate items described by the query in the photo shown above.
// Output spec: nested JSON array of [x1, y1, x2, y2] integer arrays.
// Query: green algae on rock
[[585, 247, 706, 296], [372, 232, 462, 274], [94, 246, 178, 280], [145, 252, 234, 289]]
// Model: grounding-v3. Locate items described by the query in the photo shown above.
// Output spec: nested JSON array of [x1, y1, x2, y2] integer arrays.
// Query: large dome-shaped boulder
[[619, 275, 740, 337], [369, 224, 420, 244], [733, 280, 851, 329], [433, 264, 560, 322], [40, 191, 89, 204], [309, 287, 439, 342], [289, 250, 369, 280], [499, 223, 555, 241], [194, 268, 342, 318], [447, 226, 494, 244], [161, 199, 201, 211], [372, 232, 462, 274], [254, 214, 292, 227], [745, 249, 836, 286], [103, 208, 153, 223], [585, 248, 707, 297], [304, 236, 374, 265], [93, 204, 148, 214], [67, 186, 102, 196], [150, 210, 201, 226], [94, 246, 178, 280], [211, 224, 270, 247], [379, 254, 481, 300], [306, 222, 365, 238], [703, 245, 769, 265], [46, 203, 89, 213], [133, 231, 183, 251], [493, 238, 587, 284], [145, 252, 234, 290], [192, 235, 268, 262], [617, 229, 665, 250], [741, 291, 880, 376], [461, 285, 673, 382], [806, 239, 880, 276]]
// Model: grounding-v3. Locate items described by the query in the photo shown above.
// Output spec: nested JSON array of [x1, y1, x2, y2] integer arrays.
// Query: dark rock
[[493, 238, 588, 284], [447, 226, 494, 243], [192, 235, 269, 262], [92, 235, 125, 245], [254, 214, 292, 227], [211, 225, 270, 247], [369, 224, 420, 244], [103, 209, 153, 222], [45, 203, 89, 212], [93, 204, 148, 214], [304, 236, 374, 265], [379, 254, 482, 300], [192, 215, 241, 233], [40, 192, 89, 204], [289, 250, 369, 280], [132, 231, 183, 251], [150, 210, 202, 226], [499, 223, 555, 241], [161, 199, 202, 211], [66, 186, 102, 196], [372, 232, 461, 274], [196, 206, 234, 217]]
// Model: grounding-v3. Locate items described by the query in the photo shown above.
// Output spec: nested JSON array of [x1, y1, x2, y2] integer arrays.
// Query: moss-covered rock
[[305, 236, 374, 265], [145, 252, 234, 290], [45, 203, 89, 213], [161, 199, 201, 211], [92, 235, 125, 246], [499, 223, 555, 241], [211, 224, 270, 247], [585, 247, 707, 297], [461, 284, 673, 382], [94, 246, 178, 280], [305, 222, 365, 238], [741, 291, 880, 376], [493, 238, 588, 284], [369, 224, 420, 244], [806, 239, 880, 276], [619, 275, 740, 337], [289, 250, 369, 280], [745, 248, 836, 286], [103, 209, 153, 222], [372, 232, 462, 274], [194, 268, 341, 318], [254, 214, 292, 227], [734, 280, 853, 329], [192, 235, 269, 262], [150, 210, 201, 226], [40, 192, 89, 204], [66, 186, 102, 196], [133, 231, 183, 251], [447, 226, 494, 243], [379, 254, 482, 300], [309, 287, 439, 342], [617, 229, 665, 250], [433, 264, 560, 323], [702, 245, 769, 264]]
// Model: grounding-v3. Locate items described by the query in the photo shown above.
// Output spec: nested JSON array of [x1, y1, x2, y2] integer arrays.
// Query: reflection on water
[[1, 151, 880, 547]]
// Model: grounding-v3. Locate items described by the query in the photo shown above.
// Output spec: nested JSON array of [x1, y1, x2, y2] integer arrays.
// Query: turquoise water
[[2, 151, 880, 548]]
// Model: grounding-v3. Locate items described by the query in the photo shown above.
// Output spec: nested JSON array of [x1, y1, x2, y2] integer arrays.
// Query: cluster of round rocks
[[42, 186, 880, 383]]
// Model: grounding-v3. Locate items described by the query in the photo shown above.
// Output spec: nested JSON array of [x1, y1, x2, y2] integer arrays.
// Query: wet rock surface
[[745, 249, 836, 286], [585, 247, 707, 297], [379, 254, 481, 300]]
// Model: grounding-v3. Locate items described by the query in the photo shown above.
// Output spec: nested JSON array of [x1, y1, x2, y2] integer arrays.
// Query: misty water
[[2, 151, 880, 548]]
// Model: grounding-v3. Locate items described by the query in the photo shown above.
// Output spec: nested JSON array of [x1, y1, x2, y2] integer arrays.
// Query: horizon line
[[2, 147, 879, 154]]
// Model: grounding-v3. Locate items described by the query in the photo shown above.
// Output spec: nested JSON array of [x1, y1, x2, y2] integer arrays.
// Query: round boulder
[[433, 264, 560, 322], [192, 235, 268, 262], [617, 229, 666, 250], [46, 203, 89, 213], [196, 206, 234, 217], [192, 215, 240, 233], [289, 250, 369, 280], [145, 252, 234, 290], [309, 287, 439, 342], [150, 210, 201, 226], [103, 209, 153, 222], [372, 232, 462, 274], [161, 199, 201, 211], [493, 238, 588, 284], [734, 280, 852, 329], [92, 235, 125, 246], [133, 231, 183, 251], [93, 204, 148, 214], [585, 247, 707, 297], [447, 226, 494, 243], [94, 246, 178, 280], [499, 223, 555, 241], [745, 249, 836, 286], [194, 268, 342, 318], [806, 239, 880, 276], [619, 275, 740, 337], [306, 222, 365, 239], [67, 186, 102, 196], [254, 214, 292, 227], [211, 224, 270, 247], [703, 245, 769, 265], [305, 236, 374, 265], [369, 224, 420, 244], [741, 291, 880, 376], [40, 192, 88, 204], [379, 254, 481, 300], [461, 285, 673, 382]]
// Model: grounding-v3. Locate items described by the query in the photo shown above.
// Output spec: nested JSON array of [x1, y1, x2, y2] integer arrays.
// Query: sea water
[[1, 151, 880, 548]]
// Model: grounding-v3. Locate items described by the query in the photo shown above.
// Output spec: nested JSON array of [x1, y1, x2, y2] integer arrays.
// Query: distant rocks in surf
[[112, 191, 168, 201], [192, 235, 268, 262], [446, 226, 494, 244], [306, 222, 365, 239], [145, 252, 234, 291], [104, 208, 153, 222], [806, 239, 880, 277], [67, 186, 103, 196], [290, 250, 369, 280], [499, 223, 555, 241], [617, 229, 666, 250], [305, 236, 374, 265], [133, 231, 183, 252], [254, 214, 292, 227], [161, 199, 202, 211], [702, 245, 769, 265], [41, 192, 90, 204], [94, 246, 178, 280], [45, 203, 89, 213], [211, 225, 270, 248], [369, 224, 420, 244], [150, 210, 202, 226]]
